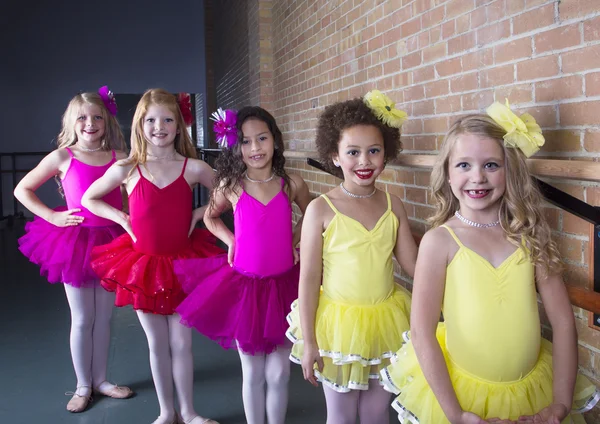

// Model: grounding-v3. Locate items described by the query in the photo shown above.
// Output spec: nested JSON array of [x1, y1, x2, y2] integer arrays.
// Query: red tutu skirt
[[174, 254, 299, 355], [91, 229, 224, 315], [18, 209, 124, 287]]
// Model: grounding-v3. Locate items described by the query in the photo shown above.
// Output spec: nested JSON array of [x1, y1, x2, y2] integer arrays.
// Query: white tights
[[323, 380, 391, 424], [238, 347, 291, 424], [64, 284, 116, 396], [136, 311, 200, 423]]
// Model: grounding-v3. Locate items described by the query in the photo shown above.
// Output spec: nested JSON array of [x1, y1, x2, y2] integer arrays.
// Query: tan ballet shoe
[[151, 416, 178, 424], [184, 416, 220, 424], [93, 381, 133, 399], [65, 386, 92, 413]]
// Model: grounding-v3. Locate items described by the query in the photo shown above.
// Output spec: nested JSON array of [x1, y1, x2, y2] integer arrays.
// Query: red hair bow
[[177, 93, 194, 127]]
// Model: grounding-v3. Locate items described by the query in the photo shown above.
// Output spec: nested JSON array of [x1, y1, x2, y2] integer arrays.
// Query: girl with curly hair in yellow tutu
[[380, 102, 600, 424], [286, 91, 418, 424]]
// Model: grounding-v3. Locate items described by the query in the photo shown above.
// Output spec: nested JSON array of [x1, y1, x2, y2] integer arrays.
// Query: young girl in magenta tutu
[[380, 102, 600, 424], [286, 91, 418, 424], [82, 89, 222, 424], [14, 87, 133, 412], [173, 106, 311, 424]]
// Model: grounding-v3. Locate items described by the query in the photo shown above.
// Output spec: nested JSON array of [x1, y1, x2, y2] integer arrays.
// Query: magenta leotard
[[232, 179, 294, 276], [18, 147, 124, 286], [175, 177, 300, 354], [62, 148, 122, 226]]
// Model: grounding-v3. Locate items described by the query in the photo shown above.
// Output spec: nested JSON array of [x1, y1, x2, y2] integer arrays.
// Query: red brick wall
[[210, 0, 600, 417]]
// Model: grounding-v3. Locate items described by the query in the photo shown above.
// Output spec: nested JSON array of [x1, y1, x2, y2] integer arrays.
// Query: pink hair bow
[[211, 108, 238, 148], [98, 86, 117, 116]]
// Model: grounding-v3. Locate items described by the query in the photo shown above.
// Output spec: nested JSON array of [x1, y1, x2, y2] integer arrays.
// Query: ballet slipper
[[65, 386, 92, 413], [93, 381, 133, 399], [151, 415, 178, 424], [184, 416, 220, 424]]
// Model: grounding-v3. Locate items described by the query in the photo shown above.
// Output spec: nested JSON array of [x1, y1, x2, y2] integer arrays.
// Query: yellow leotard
[[381, 225, 599, 423], [321, 192, 400, 304], [287, 193, 411, 392], [443, 225, 540, 382]]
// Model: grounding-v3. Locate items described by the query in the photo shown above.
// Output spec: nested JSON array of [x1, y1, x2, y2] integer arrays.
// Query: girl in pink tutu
[[14, 87, 134, 413], [82, 89, 223, 424], [174, 106, 311, 424]]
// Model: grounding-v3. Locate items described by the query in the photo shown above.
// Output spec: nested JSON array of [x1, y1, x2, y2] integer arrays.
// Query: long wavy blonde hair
[[430, 114, 562, 277], [57, 92, 126, 151], [124, 89, 196, 175]]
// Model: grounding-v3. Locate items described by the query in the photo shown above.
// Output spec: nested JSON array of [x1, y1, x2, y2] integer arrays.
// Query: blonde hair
[[430, 114, 562, 277], [124, 88, 196, 174], [57, 92, 126, 151]]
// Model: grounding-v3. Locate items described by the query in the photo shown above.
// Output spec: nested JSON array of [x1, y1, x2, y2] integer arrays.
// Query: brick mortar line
[[578, 341, 600, 355]]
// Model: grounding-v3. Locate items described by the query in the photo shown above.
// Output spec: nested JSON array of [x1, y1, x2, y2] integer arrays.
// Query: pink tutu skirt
[[174, 254, 300, 355], [18, 209, 124, 287]]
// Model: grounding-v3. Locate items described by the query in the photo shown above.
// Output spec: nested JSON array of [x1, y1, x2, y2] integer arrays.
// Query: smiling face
[[74, 103, 106, 145], [142, 104, 178, 148], [240, 118, 275, 171], [333, 124, 386, 187], [448, 133, 506, 216]]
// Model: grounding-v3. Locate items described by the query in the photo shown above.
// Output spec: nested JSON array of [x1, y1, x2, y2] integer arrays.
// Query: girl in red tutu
[[173, 106, 311, 424], [14, 87, 133, 412], [82, 89, 222, 424]]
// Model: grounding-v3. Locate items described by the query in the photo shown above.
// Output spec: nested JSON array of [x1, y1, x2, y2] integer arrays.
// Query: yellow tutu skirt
[[380, 324, 600, 423], [286, 284, 411, 392]]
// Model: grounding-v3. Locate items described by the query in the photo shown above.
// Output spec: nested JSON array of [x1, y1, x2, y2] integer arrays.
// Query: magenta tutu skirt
[[174, 254, 300, 354], [18, 210, 124, 287]]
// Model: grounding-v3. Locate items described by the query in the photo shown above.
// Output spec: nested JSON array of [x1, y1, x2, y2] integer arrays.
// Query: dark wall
[[0, 0, 207, 217], [212, 0, 251, 110]]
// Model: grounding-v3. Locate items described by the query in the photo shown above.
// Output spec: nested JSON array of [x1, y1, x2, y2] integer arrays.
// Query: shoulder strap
[[65, 147, 74, 158], [440, 225, 464, 248], [385, 191, 392, 211], [111, 150, 116, 160], [136, 165, 143, 178], [180, 158, 189, 176], [321, 194, 339, 214]]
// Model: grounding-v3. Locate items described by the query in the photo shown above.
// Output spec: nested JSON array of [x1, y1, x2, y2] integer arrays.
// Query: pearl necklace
[[244, 171, 275, 183], [78, 144, 103, 152], [339, 182, 376, 199], [454, 211, 499, 228]]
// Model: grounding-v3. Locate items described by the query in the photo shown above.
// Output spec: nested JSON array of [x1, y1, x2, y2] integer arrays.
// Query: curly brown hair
[[213, 106, 291, 197], [316, 98, 402, 174]]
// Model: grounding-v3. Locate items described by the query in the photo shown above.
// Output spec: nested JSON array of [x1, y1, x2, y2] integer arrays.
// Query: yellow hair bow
[[363, 90, 407, 129], [486, 99, 545, 158]]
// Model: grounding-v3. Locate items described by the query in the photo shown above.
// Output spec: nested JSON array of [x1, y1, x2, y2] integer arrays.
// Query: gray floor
[[0, 221, 398, 424]]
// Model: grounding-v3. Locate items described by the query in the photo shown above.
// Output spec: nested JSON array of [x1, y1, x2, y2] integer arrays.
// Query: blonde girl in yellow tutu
[[286, 91, 418, 424], [380, 102, 600, 424]]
